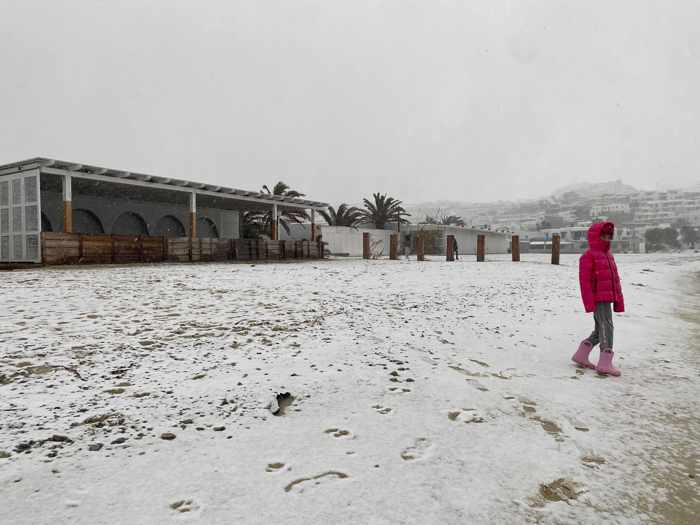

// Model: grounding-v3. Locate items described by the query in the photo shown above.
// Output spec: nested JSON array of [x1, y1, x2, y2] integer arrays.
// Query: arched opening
[[154, 215, 186, 237], [73, 209, 105, 234], [112, 212, 149, 236], [197, 217, 219, 238], [41, 213, 53, 232]]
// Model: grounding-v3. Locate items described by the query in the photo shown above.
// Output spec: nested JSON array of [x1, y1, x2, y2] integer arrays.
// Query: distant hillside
[[407, 181, 639, 212], [404, 179, 697, 225], [552, 180, 638, 197]]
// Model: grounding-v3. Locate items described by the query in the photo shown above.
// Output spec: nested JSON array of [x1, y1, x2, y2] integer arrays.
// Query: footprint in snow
[[401, 438, 433, 461], [386, 387, 411, 394], [170, 499, 197, 513], [520, 399, 537, 414], [284, 471, 349, 493], [266, 462, 286, 473], [324, 428, 352, 438], [519, 400, 564, 441], [581, 454, 606, 468], [448, 409, 487, 424], [530, 478, 584, 508]]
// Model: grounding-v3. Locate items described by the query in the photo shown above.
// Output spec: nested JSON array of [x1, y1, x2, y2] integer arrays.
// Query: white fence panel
[[320, 226, 394, 257], [0, 170, 41, 262]]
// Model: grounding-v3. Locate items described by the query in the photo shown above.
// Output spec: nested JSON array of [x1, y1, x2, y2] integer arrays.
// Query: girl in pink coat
[[572, 222, 625, 376]]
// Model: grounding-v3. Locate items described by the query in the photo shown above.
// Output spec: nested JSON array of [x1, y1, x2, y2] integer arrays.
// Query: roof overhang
[[0, 157, 328, 210]]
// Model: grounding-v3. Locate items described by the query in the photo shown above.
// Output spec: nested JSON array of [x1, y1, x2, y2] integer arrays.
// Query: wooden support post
[[446, 235, 455, 262], [477, 234, 486, 262], [363, 232, 370, 259], [512, 235, 520, 262], [138, 236, 144, 262], [318, 240, 324, 259], [551, 234, 560, 265], [63, 201, 73, 233], [389, 233, 398, 260], [416, 236, 425, 261], [62, 175, 73, 233]]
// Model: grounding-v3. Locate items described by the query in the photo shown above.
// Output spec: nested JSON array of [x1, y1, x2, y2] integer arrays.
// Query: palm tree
[[262, 182, 305, 200], [241, 210, 263, 239], [423, 210, 466, 227], [318, 204, 364, 228], [243, 182, 309, 238], [441, 215, 465, 227], [360, 193, 410, 230]]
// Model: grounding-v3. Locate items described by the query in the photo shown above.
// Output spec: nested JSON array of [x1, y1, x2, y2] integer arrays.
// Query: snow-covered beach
[[1, 254, 699, 524]]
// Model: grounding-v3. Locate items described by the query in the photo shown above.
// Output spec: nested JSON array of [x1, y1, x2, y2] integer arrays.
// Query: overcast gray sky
[[2, 1, 699, 204]]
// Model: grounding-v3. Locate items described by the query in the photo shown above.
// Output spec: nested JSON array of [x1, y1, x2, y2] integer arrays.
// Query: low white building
[[591, 202, 631, 216]]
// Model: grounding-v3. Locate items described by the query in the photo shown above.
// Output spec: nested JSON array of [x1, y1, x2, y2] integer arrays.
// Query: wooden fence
[[41, 233, 324, 266]]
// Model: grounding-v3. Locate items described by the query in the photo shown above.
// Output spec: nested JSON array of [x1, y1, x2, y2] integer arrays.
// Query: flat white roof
[[0, 157, 328, 210]]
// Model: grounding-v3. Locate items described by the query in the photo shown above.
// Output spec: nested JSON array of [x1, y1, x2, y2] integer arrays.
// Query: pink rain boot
[[571, 340, 595, 369], [596, 350, 621, 376]]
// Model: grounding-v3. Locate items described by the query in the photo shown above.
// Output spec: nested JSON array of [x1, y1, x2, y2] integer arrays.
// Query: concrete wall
[[319, 226, 393, 256], [407, 225, 510, 255], [41, 185, 239, 239], [292, 224, 510, 257], [449, 227, 509, 255], [279, 223, 311, 241]]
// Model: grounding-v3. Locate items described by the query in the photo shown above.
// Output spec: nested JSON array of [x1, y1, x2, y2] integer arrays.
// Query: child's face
[[601, 233, 613, 241]]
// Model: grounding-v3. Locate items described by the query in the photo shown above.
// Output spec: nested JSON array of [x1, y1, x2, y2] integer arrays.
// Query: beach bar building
[[0, 157, 328, 264]]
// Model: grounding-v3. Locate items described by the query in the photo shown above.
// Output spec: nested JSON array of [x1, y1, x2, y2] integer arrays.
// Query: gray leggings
[[586, 302, 614, 351]]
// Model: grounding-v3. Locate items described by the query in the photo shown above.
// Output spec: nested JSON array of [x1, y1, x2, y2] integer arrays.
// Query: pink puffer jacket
[[579, 222, 625, 313]]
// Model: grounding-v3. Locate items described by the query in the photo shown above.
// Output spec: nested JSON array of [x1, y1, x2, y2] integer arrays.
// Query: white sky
[[2, 0, 699, 204]]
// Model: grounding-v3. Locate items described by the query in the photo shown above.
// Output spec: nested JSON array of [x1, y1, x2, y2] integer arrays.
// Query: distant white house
[[591, 202, 631, 216]]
